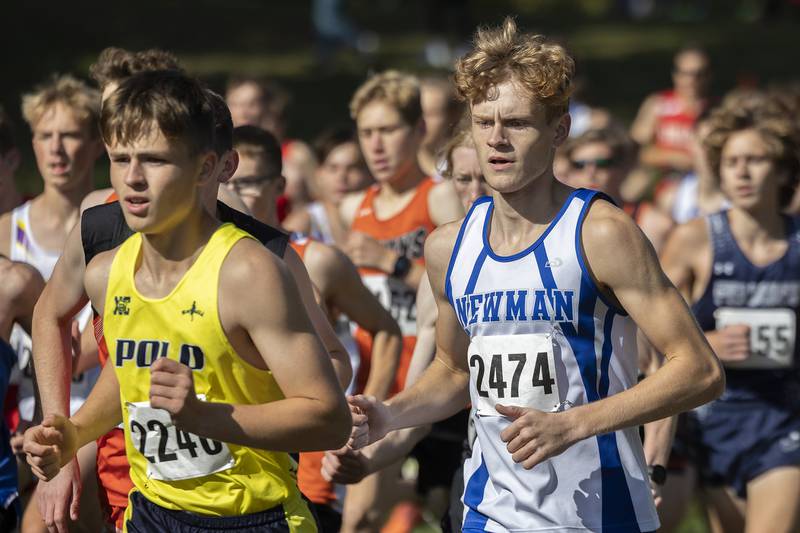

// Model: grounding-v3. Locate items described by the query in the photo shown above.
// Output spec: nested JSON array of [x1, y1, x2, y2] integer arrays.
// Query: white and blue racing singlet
[[447, 189, 659, 532], [8, 201, 97, 419]]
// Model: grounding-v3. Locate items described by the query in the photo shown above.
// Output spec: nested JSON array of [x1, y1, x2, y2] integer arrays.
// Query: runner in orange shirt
[[337, 70, 463, 532]]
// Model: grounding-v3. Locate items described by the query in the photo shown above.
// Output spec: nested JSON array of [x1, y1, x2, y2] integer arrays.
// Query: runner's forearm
[[566, 352, 721, 443], [362, 330, 402, 400], [643, 416, 675, 467], [70, 362, 122, 452], [31, 303, 74, 417], [184, 397, 352, 452], [386, 356, 470, 432], [363, 425, 431, 475], [400, 261, 425, 291]]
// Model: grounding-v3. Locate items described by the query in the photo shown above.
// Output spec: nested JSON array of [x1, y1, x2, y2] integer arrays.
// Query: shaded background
[[1, 0, 798, 189]]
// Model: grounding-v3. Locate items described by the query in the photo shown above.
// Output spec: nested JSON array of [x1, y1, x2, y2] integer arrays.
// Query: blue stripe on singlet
[[462, 455, 491, 531], [446, 196, 490, 307], [534, 199, 640, 532], [599, 307, 616, 398], [465, 248, 488, 296]]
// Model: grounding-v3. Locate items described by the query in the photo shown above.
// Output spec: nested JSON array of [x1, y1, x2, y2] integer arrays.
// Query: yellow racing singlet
[[103, 223, 314, 530]]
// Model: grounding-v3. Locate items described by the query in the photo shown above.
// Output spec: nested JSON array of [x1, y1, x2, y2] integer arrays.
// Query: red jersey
[[652, 89, 705, 155]]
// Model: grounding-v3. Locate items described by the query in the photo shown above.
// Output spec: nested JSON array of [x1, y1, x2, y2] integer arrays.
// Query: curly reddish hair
[[454, 17, 575, 122]]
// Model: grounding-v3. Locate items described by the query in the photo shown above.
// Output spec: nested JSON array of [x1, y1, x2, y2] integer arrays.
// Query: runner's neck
[[139, 207, 220, 289], [380, 160, 427, 199], [488, 177, 572, 256], [728, 206, 788, 245]]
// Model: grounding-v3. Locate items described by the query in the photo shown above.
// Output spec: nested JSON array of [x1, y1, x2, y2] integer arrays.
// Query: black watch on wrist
[[391, 255, 412, 279], [648, 464, 667, 486]]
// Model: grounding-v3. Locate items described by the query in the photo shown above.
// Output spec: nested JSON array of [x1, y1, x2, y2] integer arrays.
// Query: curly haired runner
[[349, 17, 725, 532], [661, 94, 800, 533]]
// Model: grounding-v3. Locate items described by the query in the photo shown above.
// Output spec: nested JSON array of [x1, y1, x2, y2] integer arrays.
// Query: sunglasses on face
[[570, 158, 617, 170]]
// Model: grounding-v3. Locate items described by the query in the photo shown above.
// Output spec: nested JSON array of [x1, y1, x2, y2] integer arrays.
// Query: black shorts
[[125, 491, 309, 533], [411, 409, 469, 496], [0, 496, 19, 533], [307, 502, 340, 533]]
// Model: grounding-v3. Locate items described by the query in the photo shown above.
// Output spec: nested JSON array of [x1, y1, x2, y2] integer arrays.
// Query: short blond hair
[[349, 70, 422, 126], [454, 17, 575, 122], [21, 74, 101, 136]]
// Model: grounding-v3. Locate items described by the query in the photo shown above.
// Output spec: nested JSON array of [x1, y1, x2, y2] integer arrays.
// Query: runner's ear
[[197, 151, 219, 186], [553, 114, 571, 147], [217, 150, 239, 184]]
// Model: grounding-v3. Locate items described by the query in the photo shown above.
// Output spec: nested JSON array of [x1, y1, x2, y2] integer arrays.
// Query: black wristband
[[391, 255, 412, 279], [648, 464, 667, 486]]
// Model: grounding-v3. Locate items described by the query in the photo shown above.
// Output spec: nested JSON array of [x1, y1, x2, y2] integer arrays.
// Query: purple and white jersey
[[446, 189, 659, 532]]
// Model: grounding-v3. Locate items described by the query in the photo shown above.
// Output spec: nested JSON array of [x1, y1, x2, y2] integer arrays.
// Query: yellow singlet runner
[[103, 223, 314, 531]]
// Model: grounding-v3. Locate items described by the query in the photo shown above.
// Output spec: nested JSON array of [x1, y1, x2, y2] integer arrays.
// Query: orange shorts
[[298, 451, 337, 506], [96, 428, 133, 530]]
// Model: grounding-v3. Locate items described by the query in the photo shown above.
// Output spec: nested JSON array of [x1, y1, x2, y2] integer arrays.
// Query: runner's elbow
[[321, 395, 352, 450], [696, 351, 725, 404]]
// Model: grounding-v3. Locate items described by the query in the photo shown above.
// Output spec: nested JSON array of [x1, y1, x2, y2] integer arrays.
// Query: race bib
[[362, 274, 417, 336], [715, 307, 796, 369], [468, 334, 561, 416], [127, 399, 235, 481]]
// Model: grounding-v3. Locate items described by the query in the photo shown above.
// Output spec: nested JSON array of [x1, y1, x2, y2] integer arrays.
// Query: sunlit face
[[672, 51, 709, 100], [227, 152, 283, 219], [719, 129, 785, 211], [31, 103, 102, 192], [107, 125, 213, 233], [564, 141, 624, 195], [356, 100, 422, 184], [315, 141, 372, 204], [470, 79, 568, 194], [450, 145, 487, 210]]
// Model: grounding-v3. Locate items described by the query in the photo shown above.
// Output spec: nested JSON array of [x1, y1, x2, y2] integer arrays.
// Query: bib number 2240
[[127, 400, 235, 481], [468, 334, 561, 416]]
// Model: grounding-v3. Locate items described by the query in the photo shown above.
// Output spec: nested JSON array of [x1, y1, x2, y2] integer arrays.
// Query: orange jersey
[[351, 178, 436, 395], [289, 234, 338, 505], [289, 236, 310, 260]]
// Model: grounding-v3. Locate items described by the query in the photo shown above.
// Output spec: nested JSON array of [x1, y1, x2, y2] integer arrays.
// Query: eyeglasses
[[226, 175, 276, 194], [570, 158, 617, 170]]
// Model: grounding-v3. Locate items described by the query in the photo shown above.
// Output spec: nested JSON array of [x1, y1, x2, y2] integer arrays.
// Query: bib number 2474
[[468, 334, 561, 416]]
